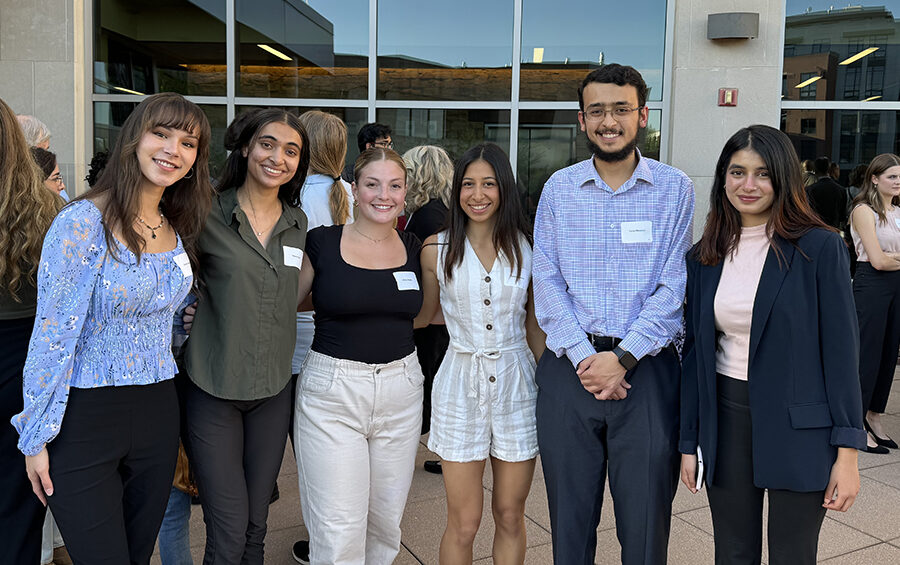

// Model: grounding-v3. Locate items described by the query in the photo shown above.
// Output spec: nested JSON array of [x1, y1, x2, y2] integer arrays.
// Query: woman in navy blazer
[[679, 125, 867, 565]]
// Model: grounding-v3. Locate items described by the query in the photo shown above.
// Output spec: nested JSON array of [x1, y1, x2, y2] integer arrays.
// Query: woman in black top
[[294, 147, 424, 565]]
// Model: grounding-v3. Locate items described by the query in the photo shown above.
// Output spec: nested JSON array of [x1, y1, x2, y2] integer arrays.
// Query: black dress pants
[[854, 263, 900, 414], [536, 346, 680, 565], [707, 375, 826, 565], [0, 316, 44, 565], [413, 323, 449, 434], [184, 378, 292, 565], [47, 380, 180, 565]]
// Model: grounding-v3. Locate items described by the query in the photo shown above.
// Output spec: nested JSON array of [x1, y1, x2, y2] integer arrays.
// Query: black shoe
[[424, 460, 443, 474], [864, 419, 898, 449], [865, 443, 890, 454], [292, 540, 310, 565]]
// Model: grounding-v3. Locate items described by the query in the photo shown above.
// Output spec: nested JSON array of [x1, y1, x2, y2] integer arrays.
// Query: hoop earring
[[183, 167, 194, 180]]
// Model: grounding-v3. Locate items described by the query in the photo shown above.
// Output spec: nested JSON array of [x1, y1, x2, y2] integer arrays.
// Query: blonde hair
[[354, 147, 407, 185], [402, 145, 452, 214], [16, 114, 51, 147], [299, 110, 351, 225], [0, 99, 63, 301]]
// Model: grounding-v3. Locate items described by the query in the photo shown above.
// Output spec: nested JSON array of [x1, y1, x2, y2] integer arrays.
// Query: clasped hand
[[577, 351, 630, 400]]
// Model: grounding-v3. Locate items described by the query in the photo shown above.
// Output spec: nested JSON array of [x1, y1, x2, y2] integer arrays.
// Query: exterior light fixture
[[258, 44, 292, 61], [839, 47, 879, 66]]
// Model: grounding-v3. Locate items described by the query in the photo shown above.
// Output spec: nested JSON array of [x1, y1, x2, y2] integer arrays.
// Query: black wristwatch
[[613, 346, 638, 371]]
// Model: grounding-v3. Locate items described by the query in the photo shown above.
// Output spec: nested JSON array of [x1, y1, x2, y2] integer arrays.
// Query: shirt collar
[[577, 148, 655, 193], [218, 186, 304, 231]]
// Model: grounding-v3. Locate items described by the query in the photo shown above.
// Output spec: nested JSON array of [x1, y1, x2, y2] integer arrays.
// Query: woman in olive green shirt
[[184, 109, 310, 564]]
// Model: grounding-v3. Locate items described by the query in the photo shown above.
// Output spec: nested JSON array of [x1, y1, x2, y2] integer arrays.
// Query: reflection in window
[[520, 0, 667, 101], [94, 0, 227, 96], [785, 2, 900, 101], [94, 102, 228, 180], [375, 109, 510, 161], [377, 1, 513, 100], [236, 0, 368, 98], [517, 110, 661, 218]]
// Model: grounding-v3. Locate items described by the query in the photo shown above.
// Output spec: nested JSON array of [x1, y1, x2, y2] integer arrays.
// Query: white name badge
[[621, 221, 653, 243], [393, 271, 420, 291], [283, 246, 304, 270], [894, 218, 900, 230], [173, 252, 192, 277], [505, 267, 529, 289]]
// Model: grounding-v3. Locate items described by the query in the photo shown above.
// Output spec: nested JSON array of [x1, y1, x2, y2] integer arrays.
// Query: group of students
[[0, 62, 897, 565]]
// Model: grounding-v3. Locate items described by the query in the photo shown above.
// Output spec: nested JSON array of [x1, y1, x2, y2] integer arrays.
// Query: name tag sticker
[[283, 246, 304, 270], [393, 271, 420, 291], [621, 221, 653, 244], [894, 218, 900, 230], [505, 267, 529, 289], [173, 252, 192, 277]]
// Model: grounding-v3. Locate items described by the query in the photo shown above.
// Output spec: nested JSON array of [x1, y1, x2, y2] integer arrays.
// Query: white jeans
[[295, 350, 423, 565]]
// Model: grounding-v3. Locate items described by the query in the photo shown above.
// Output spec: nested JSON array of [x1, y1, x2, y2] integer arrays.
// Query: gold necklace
[[137, 209, 165, 239], [353, 225, 391, 244]]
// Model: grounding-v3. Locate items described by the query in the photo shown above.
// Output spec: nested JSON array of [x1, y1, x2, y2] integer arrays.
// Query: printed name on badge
[[283, 246, 304, 270], [620, 221, 653, 244], [173, 252, 192, 277], [393, 271, 420, 291]]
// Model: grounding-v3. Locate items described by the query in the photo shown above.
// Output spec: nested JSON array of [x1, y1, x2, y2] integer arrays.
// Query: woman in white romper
[[416, 143, 545, 565]]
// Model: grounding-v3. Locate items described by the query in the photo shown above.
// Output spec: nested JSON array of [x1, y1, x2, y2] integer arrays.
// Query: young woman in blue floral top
[[12, 93, 213, 564]]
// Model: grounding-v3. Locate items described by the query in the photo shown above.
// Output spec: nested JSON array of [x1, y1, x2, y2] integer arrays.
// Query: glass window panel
[[377, 1, 514, 101], [94, 0, 226, 96], [516, 109, 661, 219], [93, 102, 228, 182], [520, 0, 667, 102], [783, 109, 900, 179], [375, 109, 511, 161], [236, 0, 368, 99], [235, 106, 368, 168], [784, 2, 900, 101]]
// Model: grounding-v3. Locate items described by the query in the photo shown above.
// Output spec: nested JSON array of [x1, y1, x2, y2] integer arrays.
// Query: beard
[[587, 129, 639, 163]]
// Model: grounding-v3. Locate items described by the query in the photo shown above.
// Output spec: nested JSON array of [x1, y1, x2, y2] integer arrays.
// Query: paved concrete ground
[[153, 373, 900, 564]]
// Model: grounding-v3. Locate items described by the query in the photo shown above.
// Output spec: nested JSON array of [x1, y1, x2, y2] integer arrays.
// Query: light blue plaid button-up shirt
[[533, 151, 695, 368]]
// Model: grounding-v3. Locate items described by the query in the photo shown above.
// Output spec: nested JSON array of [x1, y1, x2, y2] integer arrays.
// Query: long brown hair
[[0, 98, 62, 301], [695, 125, 829, 266], [443, 143, 531, 282], [298, 110, 351, 224], [851, 153, 900, 224], [80, 93, 213, 270]]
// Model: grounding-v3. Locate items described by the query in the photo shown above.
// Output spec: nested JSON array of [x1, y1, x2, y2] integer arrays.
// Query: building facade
[[2, 0, 897, 234]]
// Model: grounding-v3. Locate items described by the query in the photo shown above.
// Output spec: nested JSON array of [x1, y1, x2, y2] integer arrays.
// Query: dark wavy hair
[[217, 109, 310, 206], [694, 124, 830, 266], [578, 63, 648, 111], [79, 92, 213, 270], [442, 143, 531, 282]]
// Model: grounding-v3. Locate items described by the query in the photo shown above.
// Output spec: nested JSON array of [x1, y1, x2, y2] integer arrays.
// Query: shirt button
[[486, 324, 493, 330], [484, 276, 491, 283], [489, 375, 496, 383], [610, 224, 615, 228], [375, 368, 381, 374], [484, 299, 491, 306]]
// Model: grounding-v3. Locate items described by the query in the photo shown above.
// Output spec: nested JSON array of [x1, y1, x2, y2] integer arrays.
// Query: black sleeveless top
[[307, 225, 423, 364]]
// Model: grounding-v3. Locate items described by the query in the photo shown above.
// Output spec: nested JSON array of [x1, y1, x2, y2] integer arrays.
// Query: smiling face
[[724, 148, 775, 227], [136, 125, 199, 190], [243, 121, 303, 192], [353, 159, 406, 225], [459, 159, 500, 226], [873, 165, 900, 201], [578, 82, 648, 163]]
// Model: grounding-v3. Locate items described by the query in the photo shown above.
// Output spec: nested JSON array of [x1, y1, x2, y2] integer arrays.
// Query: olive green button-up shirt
[[186, 187, 308, 400]]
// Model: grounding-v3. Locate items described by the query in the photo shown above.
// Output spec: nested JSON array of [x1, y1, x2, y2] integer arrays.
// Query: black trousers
[[854, 263, 900, 414], [707, 375, 826, 565], [536, 347, 680, 565], [0, 316, 45, 565], [47, 380, 180, 565], [184, 378, 292, 565], [413, 323, 450, 434]]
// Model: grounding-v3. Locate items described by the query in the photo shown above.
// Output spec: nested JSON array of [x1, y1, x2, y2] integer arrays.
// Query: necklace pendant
[[151, 232, 157, 239]]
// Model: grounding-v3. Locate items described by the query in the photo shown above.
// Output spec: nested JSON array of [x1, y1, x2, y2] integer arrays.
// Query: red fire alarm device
[[718, 88, 738, 106]]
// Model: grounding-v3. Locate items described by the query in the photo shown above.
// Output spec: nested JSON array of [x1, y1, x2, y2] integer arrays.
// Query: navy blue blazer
[[679, 228, 866, 492]]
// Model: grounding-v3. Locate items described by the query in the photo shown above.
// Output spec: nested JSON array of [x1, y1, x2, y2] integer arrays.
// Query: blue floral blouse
[[12, 200, 193, 456]]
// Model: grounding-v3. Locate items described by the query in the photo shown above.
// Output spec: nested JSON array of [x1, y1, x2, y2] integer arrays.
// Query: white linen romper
[[427, 231, 539, 462]]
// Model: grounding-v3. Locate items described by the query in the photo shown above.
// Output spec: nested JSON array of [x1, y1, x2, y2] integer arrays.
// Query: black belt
[[586, 333, 621, 352]]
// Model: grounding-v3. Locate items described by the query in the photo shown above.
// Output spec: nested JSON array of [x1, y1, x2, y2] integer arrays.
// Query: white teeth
[[471, 204, 489, 210], [602, 133, 619, 138], [154, 159, 176, 170], [373, 204, 392, 210], [263, 166, 282, 175]]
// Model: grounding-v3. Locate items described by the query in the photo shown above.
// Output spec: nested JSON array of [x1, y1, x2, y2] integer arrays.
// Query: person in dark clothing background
[[807, 156, 849, 231], [341, 122, 393, 183]]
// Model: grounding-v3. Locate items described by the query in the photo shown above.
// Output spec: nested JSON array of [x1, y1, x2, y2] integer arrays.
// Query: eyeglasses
[[373, 140, 393, 149], [582, 106, 641, 121], [49, 175, 64, 185]]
